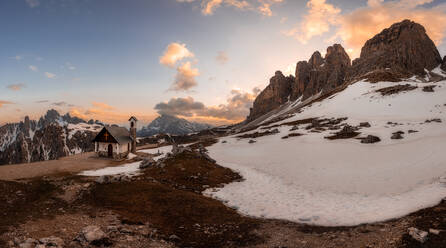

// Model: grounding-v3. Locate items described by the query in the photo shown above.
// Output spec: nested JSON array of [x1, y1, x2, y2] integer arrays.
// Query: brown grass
[[82, 152, 261, 248], [376, 84, 417, 96]]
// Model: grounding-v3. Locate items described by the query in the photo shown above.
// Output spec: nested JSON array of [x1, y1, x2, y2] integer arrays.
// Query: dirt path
[[0, 152, 126, 181]]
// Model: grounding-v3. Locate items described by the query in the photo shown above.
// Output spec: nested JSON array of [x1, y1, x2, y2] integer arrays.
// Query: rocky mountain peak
[[247, 71, 294, 121], [137, 114, 213, 137], [309, 51, 324, 68], [325, 44, 350, 68], [350, 19, 442, 79]]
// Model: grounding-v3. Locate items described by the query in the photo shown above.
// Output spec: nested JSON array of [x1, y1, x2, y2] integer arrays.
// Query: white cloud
[[29, 65, 38, 72], [45, 72, 56, 79], [159, 42, 195, 67], [25, 0, 40, 8]]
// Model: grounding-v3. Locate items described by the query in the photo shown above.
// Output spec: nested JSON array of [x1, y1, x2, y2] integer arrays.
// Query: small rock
[[221, 140, 227, 143], [248, 140, 256, 144], [361, 135, 381, 144], [39, 236, 64, 247], [80, 225, 107, 243], [169, 234, 181, 241], [96, 175, 111, 184], [408, 227, 428, 243], [422, 85, 436, 92], [359, 122, 371, 128], [139, 157, 156, 169], [391, 131, 404, 139], [429, 228, 441, 235], [290, 125, 299, 131], [408, 130, 418, 133]]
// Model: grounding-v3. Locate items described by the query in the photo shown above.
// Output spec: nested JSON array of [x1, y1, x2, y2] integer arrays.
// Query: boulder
[[79, 225, 108, 244], [139, 157, 156, 169], [96, 175, 111, 184], [18, 238, 37, 248], [248, 139, 256, 144], [349, 20, 442, 80], [247, 71, 294, 121], [391, 131, 404, 139], [408, 227, 428, 243], [38, 236, 64, 247]]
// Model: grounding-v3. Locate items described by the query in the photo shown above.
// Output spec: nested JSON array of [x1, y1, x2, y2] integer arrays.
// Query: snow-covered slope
[[206, 76, 446, 226], [138, 114, 212, 137]]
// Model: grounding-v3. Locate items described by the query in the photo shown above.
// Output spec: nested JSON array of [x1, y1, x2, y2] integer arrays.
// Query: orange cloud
[[0, 100, 14, 108], [283, 0, 340, 44], [92, 101, 114, 110], [258, 0, 284, 16], [216, 51, 229, 65], [159, 42, 194, 67], [170, 61, 200, 91], [334, 0, 446, 58], [7, 83, 26, 91], [69, 104, 156, 125], [284, 0, 446, 58], [180, 0, 281, 16]]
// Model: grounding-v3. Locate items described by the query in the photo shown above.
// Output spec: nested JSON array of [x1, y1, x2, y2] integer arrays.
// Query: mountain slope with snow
[[137, 114, 213, 137], [0, 110, 103, 165], [205, 71, 446, 226]]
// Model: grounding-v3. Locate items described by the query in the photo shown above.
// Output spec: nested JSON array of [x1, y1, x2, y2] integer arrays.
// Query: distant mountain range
[[137, 114, 213, 137], [0, 109, 103, 166]]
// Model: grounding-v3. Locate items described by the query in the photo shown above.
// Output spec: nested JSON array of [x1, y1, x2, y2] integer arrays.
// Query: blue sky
[[1, 0, 446, 126]]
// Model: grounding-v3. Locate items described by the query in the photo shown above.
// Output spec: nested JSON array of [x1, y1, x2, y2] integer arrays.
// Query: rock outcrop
[[292, 44, 351, 101], [247, 71, 294, 121], [349, 19, 442, 80], [246, 20, 443, 123], [442, 56, 446, 71]]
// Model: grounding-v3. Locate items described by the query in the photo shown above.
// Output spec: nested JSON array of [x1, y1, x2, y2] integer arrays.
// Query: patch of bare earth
[[1, 145, 445, 247], [83, 151, 261, 248], [376, 84, 418, 96]]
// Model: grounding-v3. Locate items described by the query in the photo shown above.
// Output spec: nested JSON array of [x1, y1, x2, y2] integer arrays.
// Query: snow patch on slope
[[206, 79, 446, 226]]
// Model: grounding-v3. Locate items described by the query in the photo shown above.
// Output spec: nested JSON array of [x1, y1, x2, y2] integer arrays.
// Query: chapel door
[[108, 144, 113, 157]]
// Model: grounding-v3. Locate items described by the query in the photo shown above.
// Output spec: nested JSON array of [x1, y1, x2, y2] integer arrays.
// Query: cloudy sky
[[1, 0, 446, 126]]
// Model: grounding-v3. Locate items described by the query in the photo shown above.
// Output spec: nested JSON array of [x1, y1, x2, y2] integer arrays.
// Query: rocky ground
[[0, 142, 445, 248]]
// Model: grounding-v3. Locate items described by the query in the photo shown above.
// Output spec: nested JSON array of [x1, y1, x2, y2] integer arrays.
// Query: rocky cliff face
[[0, 110, 102, 165], [442, 56, 446, 71], [247, 71, 294, 121], [292, 44, 351, 101], [349, 19, 442, 80], [247, 20, 443, 123]]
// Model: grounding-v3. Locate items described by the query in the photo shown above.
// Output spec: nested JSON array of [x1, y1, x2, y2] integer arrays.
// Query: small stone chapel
[[92, 116, 138, 159]]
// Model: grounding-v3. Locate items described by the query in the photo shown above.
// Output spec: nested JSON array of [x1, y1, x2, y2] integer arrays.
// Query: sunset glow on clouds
[[178, 0, 283, 16], [284, 0, 446, 58], [1, 0, 446, 126], [159, 42, 195, 67]]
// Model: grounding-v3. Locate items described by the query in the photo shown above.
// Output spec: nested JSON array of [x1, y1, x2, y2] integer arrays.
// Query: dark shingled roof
[[104, 126, 132, 144]]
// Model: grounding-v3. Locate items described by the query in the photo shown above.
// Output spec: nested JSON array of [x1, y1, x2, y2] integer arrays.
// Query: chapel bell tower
[[129, 116, 138, 153]]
